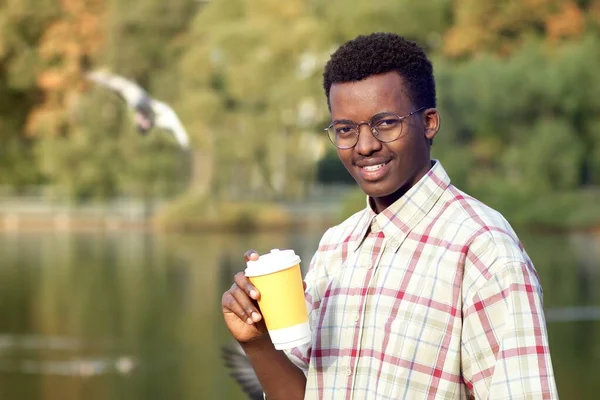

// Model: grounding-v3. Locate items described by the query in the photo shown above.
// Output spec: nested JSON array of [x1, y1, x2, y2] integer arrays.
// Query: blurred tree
[[99, 0, 199, 200], [31, 0, 197, 202], [178, 0, 452, 200], [0, 0, 59, 190], [435, 33, 600, 208], [28, 0, 113, 200], [444, 0, 595, 57], [27, 0, 105, 137], [316, 148, 354, 184]]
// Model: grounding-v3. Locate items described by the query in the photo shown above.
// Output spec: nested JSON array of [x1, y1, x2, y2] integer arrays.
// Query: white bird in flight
[[86, 70, 190, 149]]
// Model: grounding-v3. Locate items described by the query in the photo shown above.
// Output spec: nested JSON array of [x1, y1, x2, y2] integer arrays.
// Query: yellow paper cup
[[245, 249, 311, 350]]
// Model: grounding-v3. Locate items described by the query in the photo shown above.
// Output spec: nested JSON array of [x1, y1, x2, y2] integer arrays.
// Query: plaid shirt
[[286, 161, 558, 399]]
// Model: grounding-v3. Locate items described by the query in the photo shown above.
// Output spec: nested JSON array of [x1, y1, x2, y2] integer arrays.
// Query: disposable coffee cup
[[245, 249, 311, 350]]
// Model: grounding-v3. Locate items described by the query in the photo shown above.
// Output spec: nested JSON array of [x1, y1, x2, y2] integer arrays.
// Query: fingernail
[[246, 318, 253, 325], [250, 290, 258, 299], [252, 312, 261, 322]]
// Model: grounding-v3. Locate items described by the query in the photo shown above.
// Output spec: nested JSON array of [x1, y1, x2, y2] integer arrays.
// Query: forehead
[[329, 72, 412, 119]]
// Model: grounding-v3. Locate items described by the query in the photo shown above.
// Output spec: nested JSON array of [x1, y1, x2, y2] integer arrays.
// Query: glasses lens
[[371, 113, 403, 142], [328, 122, 358, 149]]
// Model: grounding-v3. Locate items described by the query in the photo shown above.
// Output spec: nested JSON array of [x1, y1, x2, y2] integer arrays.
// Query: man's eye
[[335, 126, 355, 136], [376, 118, 400, 128]]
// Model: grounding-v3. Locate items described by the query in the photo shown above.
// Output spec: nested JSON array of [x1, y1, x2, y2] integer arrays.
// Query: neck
[[371, 159, 434, 214]]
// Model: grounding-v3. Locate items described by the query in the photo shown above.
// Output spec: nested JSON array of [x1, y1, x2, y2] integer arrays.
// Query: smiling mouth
[[356, 160, 391, 181]]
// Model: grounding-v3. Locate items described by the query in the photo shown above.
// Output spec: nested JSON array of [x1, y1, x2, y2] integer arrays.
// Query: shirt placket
[[346, 224, 387, 399]]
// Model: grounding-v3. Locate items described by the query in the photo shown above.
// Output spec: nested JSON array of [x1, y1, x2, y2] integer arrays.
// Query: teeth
[[363, 164, 384, 171]]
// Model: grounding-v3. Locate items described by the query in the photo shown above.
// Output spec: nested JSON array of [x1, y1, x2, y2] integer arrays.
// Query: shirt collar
[[350, 160, 451, 252]]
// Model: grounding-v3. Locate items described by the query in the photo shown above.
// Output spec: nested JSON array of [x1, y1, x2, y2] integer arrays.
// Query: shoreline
[[1, 214, 599, 236], [0, 215, 150, 233], [0, 212, 337, 234]]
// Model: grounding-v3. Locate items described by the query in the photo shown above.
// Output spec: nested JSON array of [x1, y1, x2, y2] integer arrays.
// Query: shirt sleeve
[[461, 259, 558, 399], [283, 254, 320, 375]]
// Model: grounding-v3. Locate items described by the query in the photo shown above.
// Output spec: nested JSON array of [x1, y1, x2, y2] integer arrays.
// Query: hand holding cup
[[222, 249, 311, 349], [221, 250, 267, 344]]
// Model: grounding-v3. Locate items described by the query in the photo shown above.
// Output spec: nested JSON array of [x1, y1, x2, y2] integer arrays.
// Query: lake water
[[0, 228, 598, 399]]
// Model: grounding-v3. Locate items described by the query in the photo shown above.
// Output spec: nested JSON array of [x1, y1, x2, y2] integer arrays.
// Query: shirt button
[[389, 239, 399, 247], [346, 368, 352, 376], [353, 314, 360, 323]]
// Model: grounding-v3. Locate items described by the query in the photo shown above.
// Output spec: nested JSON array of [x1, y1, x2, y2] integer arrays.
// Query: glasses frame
[[325, 106, 426, 149]]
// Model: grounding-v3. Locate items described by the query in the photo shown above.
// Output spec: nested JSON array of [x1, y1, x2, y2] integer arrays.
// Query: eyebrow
[[331, 118, 357, 124], [330, 111, 397, 124]]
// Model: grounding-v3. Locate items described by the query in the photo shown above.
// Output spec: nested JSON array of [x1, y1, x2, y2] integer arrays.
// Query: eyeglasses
[[325, 107, 426, 149]]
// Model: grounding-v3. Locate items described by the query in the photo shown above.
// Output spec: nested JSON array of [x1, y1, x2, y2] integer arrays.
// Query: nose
[[354, 123, 382, 155]]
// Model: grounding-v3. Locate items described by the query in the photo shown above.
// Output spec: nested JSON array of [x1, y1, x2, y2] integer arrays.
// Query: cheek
[[338, 153, 358, 177], [393, 133, 424, 160], [337, 150, 352, 165]]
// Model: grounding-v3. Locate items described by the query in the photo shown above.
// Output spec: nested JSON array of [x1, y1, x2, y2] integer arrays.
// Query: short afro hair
[[323, 32, 436, 110]]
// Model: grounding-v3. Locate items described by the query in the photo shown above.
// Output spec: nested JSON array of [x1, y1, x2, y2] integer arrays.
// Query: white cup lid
[[245, 249, 301, 277]]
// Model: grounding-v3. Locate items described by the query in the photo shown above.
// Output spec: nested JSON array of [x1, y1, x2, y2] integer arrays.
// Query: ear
[[423, 108, 440, 143]]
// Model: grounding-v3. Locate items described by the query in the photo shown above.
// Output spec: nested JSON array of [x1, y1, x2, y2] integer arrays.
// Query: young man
[[221, 32, 558, 399]]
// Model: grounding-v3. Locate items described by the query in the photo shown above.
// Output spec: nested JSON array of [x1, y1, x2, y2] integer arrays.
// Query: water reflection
[[545, 307, 600, 322], [0, 229, 598, 399], [0, 334, 136, 377]]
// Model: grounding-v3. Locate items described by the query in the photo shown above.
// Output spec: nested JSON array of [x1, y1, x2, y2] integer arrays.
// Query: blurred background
[[0, 0, 599, 398]]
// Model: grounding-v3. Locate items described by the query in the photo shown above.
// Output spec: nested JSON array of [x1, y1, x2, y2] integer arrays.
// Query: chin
[[358, 179, 410, 204], [357, 181, 395, 198]]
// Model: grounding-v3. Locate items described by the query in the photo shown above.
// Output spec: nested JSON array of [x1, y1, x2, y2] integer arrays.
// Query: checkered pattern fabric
[[286, 161, 558, 399]]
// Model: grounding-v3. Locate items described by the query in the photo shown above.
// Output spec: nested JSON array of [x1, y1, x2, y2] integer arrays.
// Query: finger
[[234, 271, 260, 300], [244, 249, 259, 262], [222, 290, 254, 325], [230, 283, 262, 323], [303, 281, 307, 291]]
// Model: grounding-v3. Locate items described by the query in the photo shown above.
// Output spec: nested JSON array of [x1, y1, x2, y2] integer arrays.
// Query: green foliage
[[31, 0, 197, 202], [0, 0, 58, 189], [505, 119, 584, 193], [506, 190, 600, 230], [36, 89, 123, 201], [106, 0, 198, 89], [315, 148, 354, 184], [435, 34, 600, 206], [177, 0, 452, 200]]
